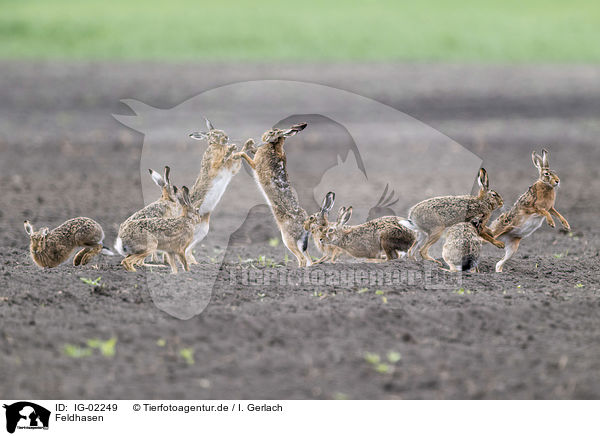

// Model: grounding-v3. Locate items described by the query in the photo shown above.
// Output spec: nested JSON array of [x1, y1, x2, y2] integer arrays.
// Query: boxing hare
[[236, 122, 312, 266], [25, 218, 111, 268], [490, 149, 570, 272], [186, 118, 252, 264]]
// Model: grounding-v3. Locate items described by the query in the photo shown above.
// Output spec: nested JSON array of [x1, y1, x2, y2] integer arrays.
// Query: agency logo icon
[[3, 402, 50, 434]]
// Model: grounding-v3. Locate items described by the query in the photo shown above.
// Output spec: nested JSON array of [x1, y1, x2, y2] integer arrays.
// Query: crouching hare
[[442, 218, 484, 272], [303, 192, 344, 264], [119, 186, 201, 274], [319, 207, 415, 261], [24, 217, 111, 268]]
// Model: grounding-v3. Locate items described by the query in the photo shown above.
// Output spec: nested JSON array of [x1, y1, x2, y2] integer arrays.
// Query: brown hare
[[187, 118, 252, 264], [119, 186, 201, 274], [303, 192, 343, 264], [402, 168, 505, 263], [236, 122, 312, 266], [490, 149, 570, 272], [115, 166, 179, 263], [442, 218, 484, 272], [24, 218, 111, 268], [319, 206, 415, 261]]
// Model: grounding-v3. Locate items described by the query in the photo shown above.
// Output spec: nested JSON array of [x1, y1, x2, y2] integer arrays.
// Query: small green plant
[[156, 338, 166, 347], [575, 283, 584, 288], [256, 255, 280, 268], [363, 351, 399, 374], [257, 292, 266, 299], [268, 237, 280, 247], [63, 344, 93, 358], [80, 276, 101, 286], [332, 392, 349, 400], [357, 288, 369, 294], [387, 351, 402, 363], [179, 348, 195, 365], [86, 337, 117, 357], [375, 290, 384, 295], [454, 288, 471, 295], [283, 253, 289, 266], [554, 250, 569, 259]]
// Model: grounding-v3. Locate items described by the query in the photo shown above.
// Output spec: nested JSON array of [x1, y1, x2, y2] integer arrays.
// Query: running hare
[[303, 192, 343, 264], [24, 217, 111, 268], [236, 122, 312, 266], [187, 118, 252, 264], [119, 186, 201, 274], [319, 207, 415, 261], [442, 218, 483, 272], [490, 149, 570, 272], [403, 168, 504, 262]]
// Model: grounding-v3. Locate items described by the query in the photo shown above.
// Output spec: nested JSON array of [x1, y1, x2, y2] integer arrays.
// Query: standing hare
[[236, 122, 312, 266], [319, 206, 415, 261], [25, 218, 112, 268], [490, 149, 570, 272], [442, 218, 484, 272], [115, 166, 180, 262], [303, 192, 343, 264], [119, 186, 201, 274], [186, 118, 252, 264], [402, 168, 505, 263]]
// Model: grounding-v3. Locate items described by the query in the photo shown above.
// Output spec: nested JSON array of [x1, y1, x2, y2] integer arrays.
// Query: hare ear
[[341, 206, 353, 225], [164, 166, 171, 186], [541, 149, 550, 168], [282, 122, 307, 137], [24, 221, 33, 235], [149, 168, 165, 188], [190, 131, 208, 141], [336, 206, 346, 224], [205, 118, 215, 131], [181, 186, 191, 206], [532, 151, 543, 170], [320, 192, 335, 215], [41, 228, 49, 237], [478, 168, 489, 190]]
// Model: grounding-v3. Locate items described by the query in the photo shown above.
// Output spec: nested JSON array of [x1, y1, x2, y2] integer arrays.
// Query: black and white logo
[[3, 402, 50, 434]]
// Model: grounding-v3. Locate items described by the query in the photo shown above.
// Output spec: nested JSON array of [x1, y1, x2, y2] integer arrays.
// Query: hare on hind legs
[[236, 122, 312, 267], [24, 217, 112, 268], [491, 149, 570, 272], [186, 118, 251, 265]]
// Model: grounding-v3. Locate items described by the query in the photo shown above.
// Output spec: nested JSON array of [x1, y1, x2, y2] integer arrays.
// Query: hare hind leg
[[419, 229, 444, 264], [73, 247, 90, 266], [495, 237, 521, 273], [282, 235, 307, 267], [79, 243, 103, 265], [122, 252, 150, 272]]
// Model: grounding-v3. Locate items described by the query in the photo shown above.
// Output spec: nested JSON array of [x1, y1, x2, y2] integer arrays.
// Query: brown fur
[[186, 127, 250, 265], [491, 149, 570, 272], [120, 187, 201, 274], [25, 217, 105, 268], [237, 123, 311, 267], [303, 193, 343, 264], [320, 208, 415, 261], [406, 168, 504, 263], [442, 220, 483, 272]]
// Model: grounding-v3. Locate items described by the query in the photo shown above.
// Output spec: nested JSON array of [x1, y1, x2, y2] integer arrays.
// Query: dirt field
[[1, 62, 599, 399]]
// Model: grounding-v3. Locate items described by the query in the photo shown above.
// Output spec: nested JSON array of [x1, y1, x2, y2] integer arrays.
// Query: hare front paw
[[547, 218, 556, 228]]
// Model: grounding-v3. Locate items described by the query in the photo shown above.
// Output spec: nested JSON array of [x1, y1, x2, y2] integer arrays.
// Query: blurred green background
[[1, 0, 599, 61]]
